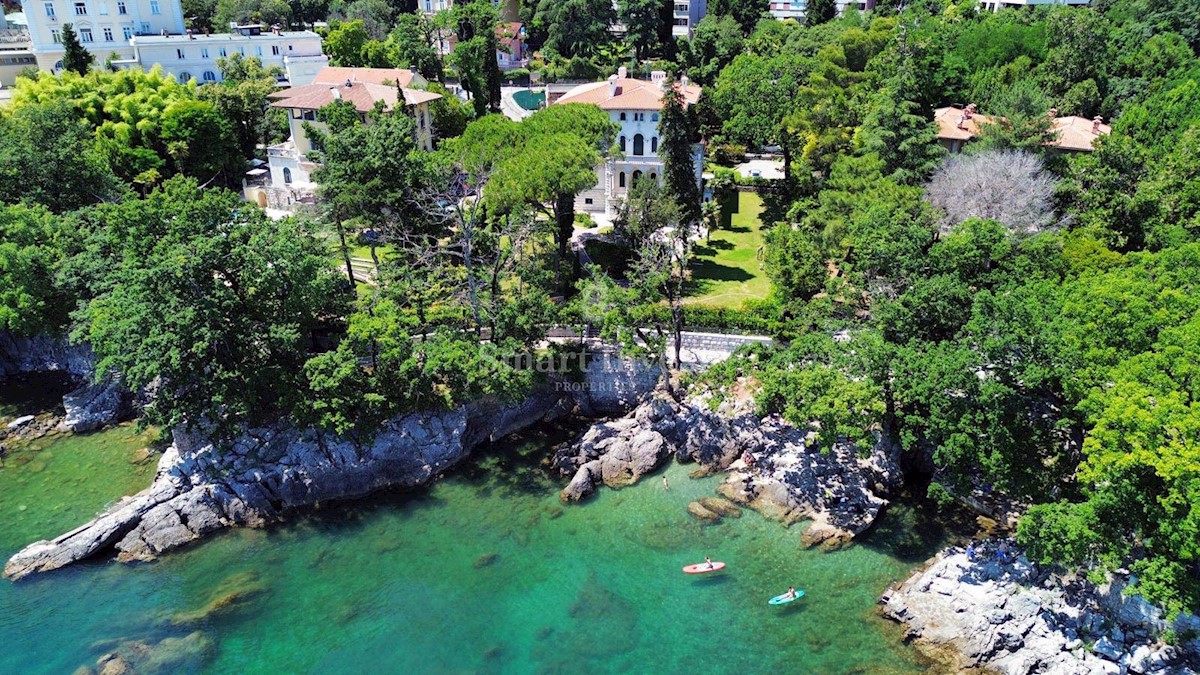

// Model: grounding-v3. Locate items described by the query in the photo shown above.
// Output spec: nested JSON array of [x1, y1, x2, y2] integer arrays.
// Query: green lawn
[[685, 191, 771, 308]]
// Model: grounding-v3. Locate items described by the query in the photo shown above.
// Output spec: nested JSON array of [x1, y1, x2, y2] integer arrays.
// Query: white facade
[[980, 0, 1089, 8], [26, 0, 185, 71], [768, 0, 868, 21], [120, 28, 326, 84], [671, 0, 707, 38], [23, 0, 326, 82]]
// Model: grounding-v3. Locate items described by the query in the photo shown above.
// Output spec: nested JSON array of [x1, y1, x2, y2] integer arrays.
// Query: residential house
[[0, 28, 35, 88], [554, 67, 703, 217], [979, 0, 1089, 10], [933, 104, 1111, 153], [670, 0, 707, 38], [496, 22, 525, 71], [768, 0, 870, 22], [254, 66, 441, 209], [23, 0, 325, 82]]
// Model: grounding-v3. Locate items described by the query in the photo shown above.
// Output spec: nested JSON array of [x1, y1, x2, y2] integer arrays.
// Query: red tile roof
[[269, 81, 440, 113], [933, 106, 995, 141], [555, 77, 702, 111], [1048, 115, 1111, 151], [312, 66, 420, 88]]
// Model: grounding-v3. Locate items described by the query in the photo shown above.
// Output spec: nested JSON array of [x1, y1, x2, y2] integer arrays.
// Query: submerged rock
[[87, 631, 214, 675], [686, 500, 721, 523], [166, 570, 266, 627]]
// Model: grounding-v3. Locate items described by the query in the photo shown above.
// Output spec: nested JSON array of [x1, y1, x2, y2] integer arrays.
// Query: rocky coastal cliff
[[3, 349, 661, 580], [882, 544, 1200, 674], [552, 392, 902, 548]]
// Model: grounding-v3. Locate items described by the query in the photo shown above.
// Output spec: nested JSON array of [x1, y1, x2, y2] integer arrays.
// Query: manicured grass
[[685, 191, 771, 309]]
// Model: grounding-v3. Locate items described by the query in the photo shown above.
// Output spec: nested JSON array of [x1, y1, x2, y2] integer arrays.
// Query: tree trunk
[[553, 192, 577, 294], [336, 218, 355, 285]]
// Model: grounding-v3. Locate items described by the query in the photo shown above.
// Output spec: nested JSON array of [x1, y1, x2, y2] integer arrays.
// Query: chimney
[[964, 103, 976, 119], [617, 66, 627, 79], [650, 70, 666, 88], [409, 65, 418, 76], [957, 115, 967, 131], [345, 78, 352, 87], [331, 88, 341, 100], [1048, 106, 1058, 119], [1092, 115, 1103, 134], [608, 74, 617, 97], [681, 73, 689, 89]]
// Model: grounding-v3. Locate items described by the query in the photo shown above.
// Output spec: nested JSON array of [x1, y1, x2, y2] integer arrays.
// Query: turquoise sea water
[[0, 419, 954, 674]]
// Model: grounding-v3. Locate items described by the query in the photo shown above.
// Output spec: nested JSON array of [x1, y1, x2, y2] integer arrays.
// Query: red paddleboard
[[682, 562, 726, 574]]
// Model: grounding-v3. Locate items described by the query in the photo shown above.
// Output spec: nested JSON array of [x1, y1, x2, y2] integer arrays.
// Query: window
[[141, 21, 150, 33], [218, 47, 226, 57], [54, 59, 64, 70], [619, 136, 626, 152], [103, 27, 113, 40], [122, 26, 132, 39], [633, 134, 644, 156], [178, 71, 191, 81], [202, 70, 216, 81], [584, 198, 593, 205], [650, 172, 657, 182], [633, 170, 643, 183], [618, 172, 626, 188], [150, 0, 159, 13], [44, 2, 55, 18], [176, 48, 184, 59], [619, 112, 626, 121], [651, 137, 658, 153], [79, 28, 94, 42], [651, 113, 659, 121], [117, 0, 125, 13], [271, 45, 280, 56], [283, 167, 292, 185], [238, 47, 245, 55], [52, 30, 61, 43], [201, 47, 209, 58], [255, 46, 262, 56], [74, 1, 87, 14]]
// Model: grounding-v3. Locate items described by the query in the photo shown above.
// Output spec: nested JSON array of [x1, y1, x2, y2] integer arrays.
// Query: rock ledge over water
[[553, 394, 901, 547], [881, 546, 1200, 674]]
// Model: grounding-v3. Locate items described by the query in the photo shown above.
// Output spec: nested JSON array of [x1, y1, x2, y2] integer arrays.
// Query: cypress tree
[[805, 0, 836, 26], [658, 80, 702, 226], [61, 23, 94, 75]]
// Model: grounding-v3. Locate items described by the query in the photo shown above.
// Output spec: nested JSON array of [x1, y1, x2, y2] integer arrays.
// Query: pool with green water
[[0, 423, 952, 674]]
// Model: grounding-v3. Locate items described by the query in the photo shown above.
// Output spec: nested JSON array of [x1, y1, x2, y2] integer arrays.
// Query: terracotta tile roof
[[312, 66, 419, 88], [1048, 115, 1111, 151], [269, 81, 440, 113], [933, 106, 995, 141], [555, 77, 702, 111]]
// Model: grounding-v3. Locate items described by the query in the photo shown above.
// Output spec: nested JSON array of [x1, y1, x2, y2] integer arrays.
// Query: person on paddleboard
[[786, 586, 796, 600], [705, 556, 713, 570]]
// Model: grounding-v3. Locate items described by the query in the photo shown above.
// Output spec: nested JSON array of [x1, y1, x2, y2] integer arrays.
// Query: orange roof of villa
[[933, 106, 995, 141], [556, 77, 702, 111], [1048, 115, 1112, 151], [312, 66, 420, 88], [269, 81, 440, 113]]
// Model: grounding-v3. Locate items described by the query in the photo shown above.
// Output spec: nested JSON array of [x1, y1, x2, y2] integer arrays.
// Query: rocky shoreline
[[3, 349, 660, 581], [552, 391, 902, 548], [881, 543, 1200, 674]]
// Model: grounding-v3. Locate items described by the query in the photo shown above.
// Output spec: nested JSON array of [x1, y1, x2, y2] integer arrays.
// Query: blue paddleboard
[[768, 590, 805, 605]]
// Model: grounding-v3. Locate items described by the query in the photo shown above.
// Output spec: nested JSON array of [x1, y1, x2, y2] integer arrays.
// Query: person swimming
[[663, 475, 670, 491]]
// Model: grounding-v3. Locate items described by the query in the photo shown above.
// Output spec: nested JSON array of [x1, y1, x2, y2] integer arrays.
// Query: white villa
[[555, 68, 703, 218], [23, 0, 326, 83], [252, 66, 439, 210]]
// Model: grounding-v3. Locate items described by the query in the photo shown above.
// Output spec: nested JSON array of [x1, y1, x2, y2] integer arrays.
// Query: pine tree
[[659, 81, 702, 226], [859, 69, 945, 185], [60, 24, 94, 75], [805, 0, 836, 26]]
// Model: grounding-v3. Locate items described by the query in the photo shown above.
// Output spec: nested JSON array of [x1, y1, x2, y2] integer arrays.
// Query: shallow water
[[0, 423, 951, 674]]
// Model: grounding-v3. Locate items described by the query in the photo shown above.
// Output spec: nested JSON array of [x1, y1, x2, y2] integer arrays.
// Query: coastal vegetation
[[2, 0, 1199, 625]]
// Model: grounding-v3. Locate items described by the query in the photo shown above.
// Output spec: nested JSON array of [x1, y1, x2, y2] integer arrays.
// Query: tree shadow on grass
[[691, 261, 755, 283]]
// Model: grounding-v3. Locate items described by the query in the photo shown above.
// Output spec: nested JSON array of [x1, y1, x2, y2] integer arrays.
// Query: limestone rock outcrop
[[881, 545, 1200, 674]]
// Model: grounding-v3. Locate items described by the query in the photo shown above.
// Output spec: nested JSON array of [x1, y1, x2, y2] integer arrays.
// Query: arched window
[[54, 60, 64, 71], [619, 136, 626, 153], [177, 71, 192, 82], [619, 112, 626, 121], [203, 71, 216, 82], [283, 167, 293, 185], [651, 113, 659, 122], [633, 170, 643, 184], [651, 137, 658, 153], [618, 172, 626, 188], [633, 134, 644, 156], [650, 172, 657, 183]]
